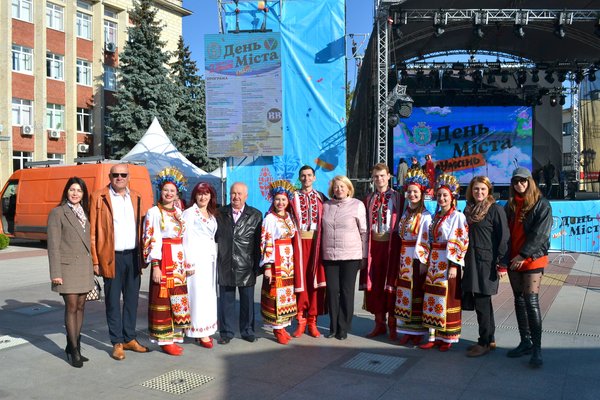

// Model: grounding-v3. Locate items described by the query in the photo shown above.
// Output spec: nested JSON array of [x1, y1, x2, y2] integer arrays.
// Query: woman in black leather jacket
[[505, 167, 552, 368]]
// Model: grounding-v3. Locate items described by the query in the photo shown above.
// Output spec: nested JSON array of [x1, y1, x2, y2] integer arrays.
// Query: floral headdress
[[154, 167, 187, 193], [403, 168, 429, 192], [435, 173, 460, 198], [268, 179, 296, 201]]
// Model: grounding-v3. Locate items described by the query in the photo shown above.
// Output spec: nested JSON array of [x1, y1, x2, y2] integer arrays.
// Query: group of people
[[48, 161, 551, 369]]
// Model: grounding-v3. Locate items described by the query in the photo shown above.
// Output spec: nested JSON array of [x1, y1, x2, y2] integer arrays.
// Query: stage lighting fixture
[[392, 95, 414, 119], [559, 95, 566, 106], [458, 70, 466, 80], [500, 70, 509, 83], [400, 69, 408, 83], [575, 70, 585, 84], [393, 24, 404, 40], [557, 71, 567, 83], [513, 24, 525, 38], [388, 113, 400, 127], [472, 70, 483, 85], [536, 96, 543, 106], [544, 71, 555, 84], [550, 96, 558, 107], [554, 24, 566, 39], [531, 70, 539, 83], [517, 70, 527, 85], [433, 12, 446, 37], [486, 72, 496, 84]]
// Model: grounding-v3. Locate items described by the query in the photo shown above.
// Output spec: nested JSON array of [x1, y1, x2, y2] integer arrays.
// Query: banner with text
[[205, 32, 283, 157], [393, 106, 533, 185]]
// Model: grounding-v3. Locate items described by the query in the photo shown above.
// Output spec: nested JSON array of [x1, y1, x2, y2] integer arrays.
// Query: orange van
[[0, 162, 154, 240]]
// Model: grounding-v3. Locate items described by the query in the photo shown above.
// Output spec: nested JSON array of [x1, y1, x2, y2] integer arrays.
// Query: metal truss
[[375, 7, 389, 165], [570, 79, 581, 189], [404, 50, 526, 63], [391, 9, 599, 23]]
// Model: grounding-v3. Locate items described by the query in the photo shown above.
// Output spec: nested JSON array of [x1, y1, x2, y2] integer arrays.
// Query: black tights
[[508, 271, 542, 295], [62, 294, 87, 347]]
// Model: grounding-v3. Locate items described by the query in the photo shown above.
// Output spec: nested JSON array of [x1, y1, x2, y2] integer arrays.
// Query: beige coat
[[47, 204, 94, 294]]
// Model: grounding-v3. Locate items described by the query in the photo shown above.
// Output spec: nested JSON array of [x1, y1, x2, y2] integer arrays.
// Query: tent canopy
[[121, 117, 224, 204]]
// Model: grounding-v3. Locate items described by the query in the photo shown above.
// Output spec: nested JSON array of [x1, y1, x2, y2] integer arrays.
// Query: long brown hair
[[507, 175, 542, 221], [464, 176, 495, 224], [465, 176, 495, 205]]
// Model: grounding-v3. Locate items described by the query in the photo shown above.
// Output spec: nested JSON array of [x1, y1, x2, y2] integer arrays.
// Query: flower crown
[[268, 179, 296, 201], [435, 173, 460, 198], [403, 168, 429, 192], [154, 167, 187, 193]]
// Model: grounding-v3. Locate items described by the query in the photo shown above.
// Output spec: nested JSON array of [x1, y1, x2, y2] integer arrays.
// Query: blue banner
[[218, 0, 347, 212]]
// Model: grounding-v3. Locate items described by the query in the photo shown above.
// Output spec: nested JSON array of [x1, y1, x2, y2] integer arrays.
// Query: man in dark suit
[[216, 182, 263, 344]]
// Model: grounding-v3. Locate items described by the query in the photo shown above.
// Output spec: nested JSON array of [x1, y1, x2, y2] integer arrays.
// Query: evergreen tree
[[171, 36, 219, 171], [106, 0, 182, 158]]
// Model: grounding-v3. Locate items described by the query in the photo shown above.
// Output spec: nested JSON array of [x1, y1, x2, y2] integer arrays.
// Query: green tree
[[170, 36, 219, 171], [106, 0, 182, 158]]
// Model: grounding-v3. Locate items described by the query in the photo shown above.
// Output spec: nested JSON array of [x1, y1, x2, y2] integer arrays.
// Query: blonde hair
[[328, 175, 355, 198], [466, 176, 495, 204]]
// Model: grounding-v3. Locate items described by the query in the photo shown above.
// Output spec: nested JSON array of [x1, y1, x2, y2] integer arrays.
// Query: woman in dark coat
[[463, 176, 509, 357], [48, 177, 94, 368]]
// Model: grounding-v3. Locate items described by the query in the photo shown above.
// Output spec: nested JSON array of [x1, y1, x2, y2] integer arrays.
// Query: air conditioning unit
[[105, 42, 117, 53], [48, 129, 60, 139], [77, 143, 90, 153], [21, 125, 34, 135]]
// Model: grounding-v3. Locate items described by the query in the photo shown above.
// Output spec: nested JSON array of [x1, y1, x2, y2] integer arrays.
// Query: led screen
[[393, 106, 533, 185]]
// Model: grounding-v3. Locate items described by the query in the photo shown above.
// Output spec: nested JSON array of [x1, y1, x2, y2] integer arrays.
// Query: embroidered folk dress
[[260, 211, 299, 329], [395, 207, 432, 337], [182, 204, 218, 338], [421, 208, 469, 343], [143, 205, 191, 345]]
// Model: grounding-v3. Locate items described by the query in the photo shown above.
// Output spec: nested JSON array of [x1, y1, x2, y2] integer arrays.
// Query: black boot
[[77, 335, 89, 362], [65, 340, 83, 368], [507, 293, 533, 358], [525, 293, 543, 367]]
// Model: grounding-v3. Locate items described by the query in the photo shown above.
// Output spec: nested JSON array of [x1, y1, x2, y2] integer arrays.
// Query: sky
[[181, 0, 375, 88]]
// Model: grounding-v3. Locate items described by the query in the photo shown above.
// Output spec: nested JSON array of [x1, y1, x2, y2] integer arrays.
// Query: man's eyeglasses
[[512, 177, 528, 185], [111, 173, 128, 178]]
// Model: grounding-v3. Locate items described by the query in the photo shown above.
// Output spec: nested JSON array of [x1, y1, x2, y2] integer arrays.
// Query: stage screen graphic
[[393, 106, 533, 185]]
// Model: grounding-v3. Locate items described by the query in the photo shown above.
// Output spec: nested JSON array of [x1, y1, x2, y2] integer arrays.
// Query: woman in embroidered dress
[[48, 177, 94, 368], [463, 176, 509, 357], [419, 174, 469, 352], [505, 167, 552, 368], [395, 169, 432, 346], [260, 180, 301, 345], [183, 182, 218, 349], [143, 167, 191, 356]]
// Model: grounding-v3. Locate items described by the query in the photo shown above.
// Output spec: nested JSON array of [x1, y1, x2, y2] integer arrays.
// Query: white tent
[[121, 117, 224, 204]]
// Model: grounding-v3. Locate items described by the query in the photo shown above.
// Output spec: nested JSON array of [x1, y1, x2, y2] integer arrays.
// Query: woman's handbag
[[86, 279, 102, 301], [461, 291, 475, 311]]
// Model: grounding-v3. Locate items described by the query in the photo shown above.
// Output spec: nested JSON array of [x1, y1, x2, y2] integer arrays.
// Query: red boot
[[388, 315, 398, 341], [292, 315, 306, 338], [307, 315, 321, 338], [161, 343, 183, 356], [366, 313, 387, 338], [273, 329, 289, 345]]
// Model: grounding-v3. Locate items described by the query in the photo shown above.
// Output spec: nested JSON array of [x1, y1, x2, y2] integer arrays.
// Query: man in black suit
[[216, 182, 263, 344]]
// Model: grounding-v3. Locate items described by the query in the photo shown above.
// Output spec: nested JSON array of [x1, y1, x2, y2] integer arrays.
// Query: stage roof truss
[[389, 9, 599, 23]]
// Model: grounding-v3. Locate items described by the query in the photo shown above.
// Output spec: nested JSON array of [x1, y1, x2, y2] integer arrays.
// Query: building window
[[104, 20, 118, 46], [77, 0, 92, 10], [76, 12, 92, 40], [47, 153, 65, 163], [77, 108, 92, 133], [46, 104, 64, 130], [12, 98, 33, 126], [12, 45, 33, 73], [562, 121, 573, 136], [13, 151, 33, 171], [46, 52, 64, 80], [76, 59, 92, 86], [12, 0, 33, 22], [104, 66, 117, 91], [46, 2, 64, 31]]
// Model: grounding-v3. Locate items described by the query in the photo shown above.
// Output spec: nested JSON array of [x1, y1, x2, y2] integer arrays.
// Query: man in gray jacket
[[216, 182, 263, 344]]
